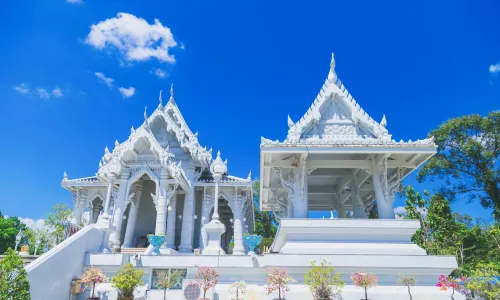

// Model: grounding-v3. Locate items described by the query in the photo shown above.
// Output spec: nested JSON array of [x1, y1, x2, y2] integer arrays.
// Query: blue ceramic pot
[[147, 235, 166, 255], [243, 234, 262, 255]]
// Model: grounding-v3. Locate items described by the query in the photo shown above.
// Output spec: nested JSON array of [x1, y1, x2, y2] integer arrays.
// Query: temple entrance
[[210, 198, 234, 253]]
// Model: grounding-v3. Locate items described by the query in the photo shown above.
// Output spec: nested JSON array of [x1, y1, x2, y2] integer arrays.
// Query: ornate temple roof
[[261, 53, 436, 149]]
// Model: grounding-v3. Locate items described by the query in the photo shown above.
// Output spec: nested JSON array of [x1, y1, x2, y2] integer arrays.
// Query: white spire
[[144, 106, 148, 120], [169, 83, 175, 104], [131, 126, 135, 133], [287, 115, 294, 128], [158, 90, 163, 108], [330, 52, 335, 70], [104, 146, 110, 154], [381, 114, 387, 127], [63, 171, 68, 180], [247, 170, 252, 180], [328, 52, 337, 81], [114, 139, 119, 147]]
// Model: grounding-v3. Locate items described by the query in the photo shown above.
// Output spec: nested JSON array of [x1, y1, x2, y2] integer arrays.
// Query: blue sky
[[0, 0, 498, 222]]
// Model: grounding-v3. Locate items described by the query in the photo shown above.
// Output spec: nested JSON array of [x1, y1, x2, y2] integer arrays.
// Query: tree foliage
[[0, 214, 26, 254], [417, 112, 500, 220], [46, 203, 71, 245], [304, 259, 344, 299], [252, 180, 277, 240], [0, 248, 31, 300], [111, 263, 144, 298]]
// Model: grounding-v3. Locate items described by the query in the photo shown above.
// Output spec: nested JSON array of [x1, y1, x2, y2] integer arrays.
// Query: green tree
[[466, 262, 500, 300], [252, 180, 277, 239], [111, 263, 144, 298], [0, 214, 26, 254], [154, 269, 182, 300], [0, 248, 31, 300], [24, 228, 52, 255], [417, 112, 500, 220], [46, 203, 71, 245]]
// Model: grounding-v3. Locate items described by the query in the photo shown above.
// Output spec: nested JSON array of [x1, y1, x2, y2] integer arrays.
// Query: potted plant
[[436, 275, 466, 300], [155, 269, 182, 300], [351, 271, 377, 300], [81, 266, 106, 300], [304, 260, 345, 300], [397, 276, 416, 300], [194, 266, 219, 300], [229, 280, 247, 300], [265, 267, 296, 300], [111, 263, 144, 300], [147, 233, 166, 255]]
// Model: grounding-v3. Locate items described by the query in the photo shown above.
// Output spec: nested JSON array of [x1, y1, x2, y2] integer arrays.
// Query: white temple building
[[26, 54, 463, 300]]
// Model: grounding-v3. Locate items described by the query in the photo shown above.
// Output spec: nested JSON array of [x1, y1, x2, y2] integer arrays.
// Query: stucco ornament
[[210, 151, 227, 177]]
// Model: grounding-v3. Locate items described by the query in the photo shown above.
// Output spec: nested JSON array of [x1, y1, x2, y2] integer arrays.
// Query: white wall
[[26, 225, 104, 300]]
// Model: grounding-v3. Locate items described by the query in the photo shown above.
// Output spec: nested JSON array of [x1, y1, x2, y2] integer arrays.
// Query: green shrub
[[111, 263, 144, 298], [304, 260, 344, 299], [0, 248, 31, 300]]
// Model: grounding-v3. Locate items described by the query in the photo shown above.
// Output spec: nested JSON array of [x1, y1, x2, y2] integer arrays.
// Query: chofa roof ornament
[[210, 150, 227, 177]]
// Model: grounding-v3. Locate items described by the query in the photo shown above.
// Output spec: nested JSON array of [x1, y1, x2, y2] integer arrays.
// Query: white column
[[90, 200, 102, 224], [371, 156, 395, 219], [71, 190, 87, 225], [100, 175, 116, 221], [165, 193, 177, 249], [199, 188, 213, 249], [123, 182, 143, 248], [292, 156, 309, 218], [155, 169, 170, 236], [231, 190, 245, 256], [179, 164, 196, 253], [351, 183, 367, 219], [109, 169, 130, 249]]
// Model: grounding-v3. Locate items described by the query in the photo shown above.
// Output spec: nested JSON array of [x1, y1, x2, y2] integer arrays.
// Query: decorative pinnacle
[[104, 146, 110, 154], [115, 139, 119, 147], [247, 170, 252, 180], [217, 150, 221, 158], [287, 115, 294, 128], [63, 171, 68, 180], [169, 83, 175, 104], [131, 126, 135, 133], [330, 52, 336, 70], [380, 114, 387, 127], [194, 131, 198, 137], [158, 90, 163, 108], [144, 106, 148, 120]]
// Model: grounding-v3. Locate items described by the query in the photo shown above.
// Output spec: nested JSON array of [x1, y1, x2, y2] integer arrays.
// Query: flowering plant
[[194, 266, 219, 299], [229, 280, 247, 300], [436, 275, 466, 299], [155, 269, 182, 300], [351, 271, 377, 300], [265, 267, 296, 299], [304, 260, 344, 299], [81, 267, 106, 298], [397, 276, 416, 300]]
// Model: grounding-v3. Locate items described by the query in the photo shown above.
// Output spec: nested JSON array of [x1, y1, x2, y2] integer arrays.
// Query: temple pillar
[[230, 189, 245, 256], [71, 190, 87, 225], [99, 174, 116, 222], [155, 169, 170, 237], [292, 156, 309, 218], [351, 183, 367, 219], [165, 193, 177, 249], [123, 181, 143, 248], [90, 200, 102, 224], [199, 188, 214, 250], [109, 169, 130, 249], [179, 164, 196, 253], [371, 156, 395, 219]]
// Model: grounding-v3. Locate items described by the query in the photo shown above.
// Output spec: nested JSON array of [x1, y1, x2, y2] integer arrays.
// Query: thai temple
[[26, 54, 462, 300]]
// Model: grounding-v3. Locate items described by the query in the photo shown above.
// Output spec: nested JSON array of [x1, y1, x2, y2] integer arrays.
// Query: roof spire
[[104, 146, 110, 154], [169, 83, 175, 104], [144, 106, 147, 120], [63, 171, 68, 181], [131, 126, 135, 133], [380, 114, 387, 127], [158, 90, 163, 108], [247, 170, 252, 180], [287, 115, 294, 128], [114, 139, 119, 147], [328, 52, 337, 81]]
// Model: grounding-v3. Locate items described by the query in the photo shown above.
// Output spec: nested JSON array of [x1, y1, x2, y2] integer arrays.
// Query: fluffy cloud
[[85, 13, 178, 64], [95, 72, 114, 87], [19, 217, 47, 231], [490, 62, 500, 74], [52, 87, 64, 97], [152, 68, 167, 78], [66, 0, 83, 3], [13, 83, 30, 94], [37, 88, 50, 99], [119, 86, 136, 98], [394, 206, 406, 219]]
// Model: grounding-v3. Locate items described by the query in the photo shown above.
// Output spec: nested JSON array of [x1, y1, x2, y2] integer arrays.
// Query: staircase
[[120, 248, 147, 254]]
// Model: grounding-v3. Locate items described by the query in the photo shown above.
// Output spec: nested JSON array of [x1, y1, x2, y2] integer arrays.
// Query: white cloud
[[85, 13, 178, 64], [13, 83, 30, 94], [95, 72, 114, 87], [37, 88, 50, 99], [66, 0, 83, 3], [19, 217, 47, 231], [489, 62, 500, 74], [153, 68, 167, 78], [393, 206, 406, 215], [52, 87, 64, 97], [180, 42, 185, 50], [119, 86, 136, 98]]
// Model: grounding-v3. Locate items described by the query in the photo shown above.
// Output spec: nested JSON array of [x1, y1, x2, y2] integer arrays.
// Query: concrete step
[[120, 248, 146, 254]]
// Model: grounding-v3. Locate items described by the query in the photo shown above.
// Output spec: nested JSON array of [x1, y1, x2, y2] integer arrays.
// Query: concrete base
[[202, 220, 226, 255]]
